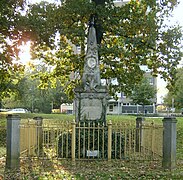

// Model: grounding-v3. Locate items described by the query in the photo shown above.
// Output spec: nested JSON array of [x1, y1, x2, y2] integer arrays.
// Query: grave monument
[[74, 20, 109, 124]]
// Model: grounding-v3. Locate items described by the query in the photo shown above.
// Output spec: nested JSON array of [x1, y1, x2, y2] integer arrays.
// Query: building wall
[[60, 103, 73, 114], [107, 102, 156, 115], [113, 0, 129, 6], [107, 71, 157, 115]]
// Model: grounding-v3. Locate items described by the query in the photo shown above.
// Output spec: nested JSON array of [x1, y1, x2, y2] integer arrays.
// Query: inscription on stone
[[81, 99, 102, 120]]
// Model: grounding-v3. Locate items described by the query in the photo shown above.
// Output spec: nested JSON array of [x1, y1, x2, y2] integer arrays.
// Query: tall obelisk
[[74, 22, 109, 124]]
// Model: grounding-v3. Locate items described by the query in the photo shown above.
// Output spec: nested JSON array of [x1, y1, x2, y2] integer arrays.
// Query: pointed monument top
[[81, 24, 101, 91]]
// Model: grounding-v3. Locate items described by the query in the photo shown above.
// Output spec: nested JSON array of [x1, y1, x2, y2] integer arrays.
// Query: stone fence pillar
[[162, 116, 177, 169], [33, 117, 43, 156], [136, 117, 145, 152], [6, 114, 21, 170]]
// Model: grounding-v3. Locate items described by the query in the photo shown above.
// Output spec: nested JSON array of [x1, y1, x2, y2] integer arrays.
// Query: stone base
[[74, 89, 109, 124]]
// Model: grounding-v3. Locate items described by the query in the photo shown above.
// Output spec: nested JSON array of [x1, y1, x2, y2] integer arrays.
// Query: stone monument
[[74, 21, 109, 124]]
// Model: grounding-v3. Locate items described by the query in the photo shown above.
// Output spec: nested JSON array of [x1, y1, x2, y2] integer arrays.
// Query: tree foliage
[[1, 0, 182, 100], [23, 0, 182, 98], [0, 0, 28, 100], [2, 64, 72, 113], [130, 77, 157, 107], [164, 68, 183, 109]]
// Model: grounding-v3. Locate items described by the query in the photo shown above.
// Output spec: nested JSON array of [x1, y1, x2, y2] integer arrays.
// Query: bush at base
[[57, 123, 124, 159]]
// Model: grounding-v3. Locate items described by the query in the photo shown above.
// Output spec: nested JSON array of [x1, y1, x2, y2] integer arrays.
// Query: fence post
[[162, 116, 177, 169], [136, 117, 145, 152], [108, 120, 112, 161], [5, 114, 21, 170], [71, 120, 76, 162], [33, 117, 43, 156]]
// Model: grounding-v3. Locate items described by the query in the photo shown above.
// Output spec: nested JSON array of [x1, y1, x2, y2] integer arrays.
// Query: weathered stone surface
[[74, 22, 109, 123], [162, 117, 177, 169], [81, 22, 101, 91], [74, 91, 108, 122]]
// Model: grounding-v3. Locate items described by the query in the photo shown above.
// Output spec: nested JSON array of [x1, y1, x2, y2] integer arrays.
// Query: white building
[[107, 72, 157, 115], [60, 103, 73, 114]]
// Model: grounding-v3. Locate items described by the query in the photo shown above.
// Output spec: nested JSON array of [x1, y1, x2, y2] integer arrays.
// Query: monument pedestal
[[75, 87, 108, 124]]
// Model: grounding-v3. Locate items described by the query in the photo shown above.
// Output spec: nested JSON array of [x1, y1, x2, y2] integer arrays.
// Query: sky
[[21, 0, 183, 103], [157, 1, 183, 103]]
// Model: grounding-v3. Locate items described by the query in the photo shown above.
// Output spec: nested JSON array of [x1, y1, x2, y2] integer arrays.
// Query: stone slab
[[74, 91, 108, 123]]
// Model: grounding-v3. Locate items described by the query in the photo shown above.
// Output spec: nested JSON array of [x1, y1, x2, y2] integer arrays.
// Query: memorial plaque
[[81, 98, 103, 120], [87, 150, 99, 157]]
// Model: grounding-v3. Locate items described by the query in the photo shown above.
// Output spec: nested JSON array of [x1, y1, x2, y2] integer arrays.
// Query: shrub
[[57, 122, 124, 159], [0, 128, 6, 146]]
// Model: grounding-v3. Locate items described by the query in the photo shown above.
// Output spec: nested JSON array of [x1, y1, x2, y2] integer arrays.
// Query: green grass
[[1, 113, 183, 179]]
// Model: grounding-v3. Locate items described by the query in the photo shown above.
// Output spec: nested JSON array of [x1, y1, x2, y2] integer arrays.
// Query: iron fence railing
[[19, 120, 163, 161], [0, 125, 6, 175], [141, 122, 163, 159], [20, 121, 37, 156], [0, 126, 6, 158]]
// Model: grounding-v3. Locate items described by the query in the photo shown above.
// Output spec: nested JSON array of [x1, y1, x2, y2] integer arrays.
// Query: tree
[[2, 64, 72, 113], [0, 0, 29, 102], [130, 77, 157, 112], [23, 0, 182, 98], [164, 68, 183, 109]]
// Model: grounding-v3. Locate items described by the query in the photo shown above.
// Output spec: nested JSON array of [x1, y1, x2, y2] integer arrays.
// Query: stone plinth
[[75, 87, 108, 123]]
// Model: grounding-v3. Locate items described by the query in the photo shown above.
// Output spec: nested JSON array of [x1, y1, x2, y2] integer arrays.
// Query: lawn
[[1, 113, 183, 179]]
